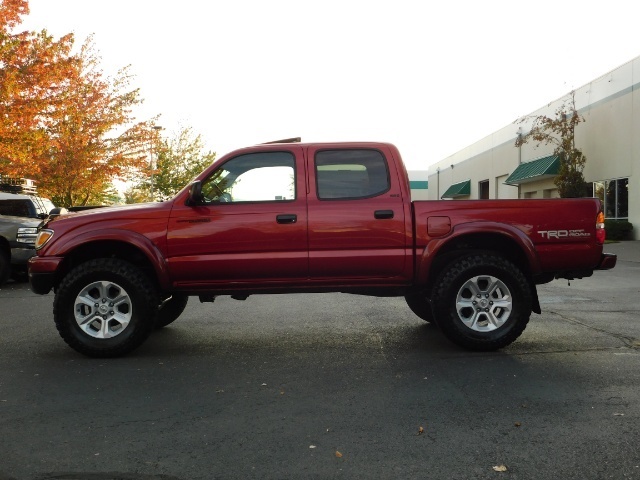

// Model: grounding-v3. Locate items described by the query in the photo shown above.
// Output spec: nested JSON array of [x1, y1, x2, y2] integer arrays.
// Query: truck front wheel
[[53, 258, 159, 357], [433, 253, 532, 351]]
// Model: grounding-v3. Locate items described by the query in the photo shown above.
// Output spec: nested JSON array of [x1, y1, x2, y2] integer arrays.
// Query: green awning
[[441, 180, 470, 199], [505, 155, 560, 185]]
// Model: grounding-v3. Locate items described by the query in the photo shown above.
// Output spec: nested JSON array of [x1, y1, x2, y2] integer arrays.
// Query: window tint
[[0, 200, 32, 217], [315, 149, 390, 200], [201, 151, 295, 203]]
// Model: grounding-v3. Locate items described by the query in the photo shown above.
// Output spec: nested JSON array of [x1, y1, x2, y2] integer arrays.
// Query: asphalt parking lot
[[0, 242, 638, 480]]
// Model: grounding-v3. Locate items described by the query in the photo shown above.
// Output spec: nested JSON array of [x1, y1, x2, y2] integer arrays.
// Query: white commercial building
[[428, 56, 638, 239]]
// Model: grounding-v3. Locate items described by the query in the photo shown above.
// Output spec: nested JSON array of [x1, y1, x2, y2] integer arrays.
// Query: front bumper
[[596, 253, 617, 270], [28, 256, 63, 295]]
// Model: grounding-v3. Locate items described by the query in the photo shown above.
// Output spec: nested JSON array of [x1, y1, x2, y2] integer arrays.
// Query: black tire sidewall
[[434, 254, 532, 350], [0, 250, 10, 285], [404, 293, 435, 323], [54, 259, 158, 357]]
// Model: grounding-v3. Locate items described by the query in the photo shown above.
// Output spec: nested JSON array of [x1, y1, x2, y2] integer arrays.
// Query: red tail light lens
[[596, 212, 605, 244]]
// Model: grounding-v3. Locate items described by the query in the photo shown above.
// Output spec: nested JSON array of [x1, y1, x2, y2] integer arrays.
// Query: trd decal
[[538, 229, 591, 239]]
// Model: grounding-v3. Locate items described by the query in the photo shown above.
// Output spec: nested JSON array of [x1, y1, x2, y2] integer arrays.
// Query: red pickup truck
[[29, 142, 617, 357]]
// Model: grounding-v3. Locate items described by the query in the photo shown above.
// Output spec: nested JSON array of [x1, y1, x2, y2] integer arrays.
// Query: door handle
[[276, 214, 297, 224], [374, 210, 394, 219]]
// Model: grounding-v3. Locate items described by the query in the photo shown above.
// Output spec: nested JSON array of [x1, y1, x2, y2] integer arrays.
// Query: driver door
[[166, 148, 308, 288]]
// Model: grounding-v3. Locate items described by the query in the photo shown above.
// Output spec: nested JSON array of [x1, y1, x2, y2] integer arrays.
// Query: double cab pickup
[[28, 142, 617, 357]]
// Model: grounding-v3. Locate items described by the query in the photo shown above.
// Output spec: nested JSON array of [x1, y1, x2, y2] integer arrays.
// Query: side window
[[200, 151, 295, 203], [315, 149, 390, 200], [0, 200, 31, 217]]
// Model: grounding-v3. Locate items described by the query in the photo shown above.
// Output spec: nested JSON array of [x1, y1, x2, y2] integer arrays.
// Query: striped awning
[[441, 180, 470, 199], [505, 155, 560, 185]]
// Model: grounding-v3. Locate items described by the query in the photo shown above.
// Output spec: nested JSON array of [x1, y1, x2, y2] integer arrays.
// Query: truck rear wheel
[[432, 253, 532, 351], [53, 258, 159, 357], [404, 293, 435, 324], [156, 294, 189, 329]]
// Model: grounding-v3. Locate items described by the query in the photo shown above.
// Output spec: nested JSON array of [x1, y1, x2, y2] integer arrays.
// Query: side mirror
[[186, 180, 204, 206], [49, 207, 68, 218]]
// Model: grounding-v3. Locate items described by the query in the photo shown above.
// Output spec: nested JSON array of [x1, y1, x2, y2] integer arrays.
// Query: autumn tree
[[515, 91, 589, 198], [34, 37, 157, 207], [1, 0, 158, 207], [129, 126, 216, 202], [0, 0, 77, 175]]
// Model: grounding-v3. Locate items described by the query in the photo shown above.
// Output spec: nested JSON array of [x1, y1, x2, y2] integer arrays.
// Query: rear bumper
[[28, 256, 63, 295], [596, 253, 617, 270]]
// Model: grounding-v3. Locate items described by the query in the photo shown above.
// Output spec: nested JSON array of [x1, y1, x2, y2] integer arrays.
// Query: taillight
[[596, 212, 605, 244]]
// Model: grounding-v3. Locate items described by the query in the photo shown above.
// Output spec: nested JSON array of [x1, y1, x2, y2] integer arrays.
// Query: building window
[[594, 178, 628, 219], [479, 180, 489, 199]]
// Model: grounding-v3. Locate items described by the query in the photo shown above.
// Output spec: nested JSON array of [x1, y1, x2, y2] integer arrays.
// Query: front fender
[[44, 228, 172, 291]]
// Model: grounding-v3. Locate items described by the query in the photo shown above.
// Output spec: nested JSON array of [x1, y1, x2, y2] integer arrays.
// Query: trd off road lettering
[[538, 229, 591, 239], [27, 141, 617, 357]]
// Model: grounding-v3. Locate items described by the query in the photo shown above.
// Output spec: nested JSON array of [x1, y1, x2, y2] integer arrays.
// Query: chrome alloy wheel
[[455, 275, 512, 332], [74, 281, 133, 339]]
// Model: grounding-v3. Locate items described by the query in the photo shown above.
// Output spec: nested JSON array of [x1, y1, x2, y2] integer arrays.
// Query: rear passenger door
[[306, 145, 410, 284]]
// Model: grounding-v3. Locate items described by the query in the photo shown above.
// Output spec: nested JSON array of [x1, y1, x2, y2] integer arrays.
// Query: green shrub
[[605, 219, 633, 240]]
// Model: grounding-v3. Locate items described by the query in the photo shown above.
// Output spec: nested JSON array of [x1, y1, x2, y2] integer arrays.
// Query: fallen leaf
[[261, 383, 267, 386], [493, 465, 508, 472], [335, 451, 343, 458], [309, 445, 316, 449], [418, 426, 424, 435], [514, 422, 522, 427]]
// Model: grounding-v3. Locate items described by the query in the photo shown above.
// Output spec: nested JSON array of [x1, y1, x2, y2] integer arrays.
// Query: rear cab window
[[314, 149, 390, 200]]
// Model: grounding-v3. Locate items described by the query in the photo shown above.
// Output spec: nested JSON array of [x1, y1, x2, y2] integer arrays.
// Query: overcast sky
[[20, 0, 640, 171]]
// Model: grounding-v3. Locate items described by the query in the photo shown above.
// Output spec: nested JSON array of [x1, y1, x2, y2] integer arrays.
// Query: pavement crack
[[375, 332, 393, 369], [548, 309, 640, 349]]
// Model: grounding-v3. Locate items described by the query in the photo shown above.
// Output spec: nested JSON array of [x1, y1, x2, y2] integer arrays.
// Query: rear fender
[[416, 222, 542, 287]]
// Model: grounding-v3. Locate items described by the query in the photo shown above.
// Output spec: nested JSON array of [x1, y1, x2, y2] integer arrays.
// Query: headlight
[[17, 227, 38, 245], [35, 229, 54, 250]]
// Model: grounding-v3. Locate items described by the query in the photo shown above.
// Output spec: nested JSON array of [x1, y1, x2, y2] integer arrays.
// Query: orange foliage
[[0, 0, 157, 206]]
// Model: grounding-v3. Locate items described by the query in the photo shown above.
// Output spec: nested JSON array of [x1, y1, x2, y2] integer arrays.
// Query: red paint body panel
[[167, 146, 308, 287], [29, 142, 613, 297], [305, 144, 412, 284], [413, 199, 603, 275]]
